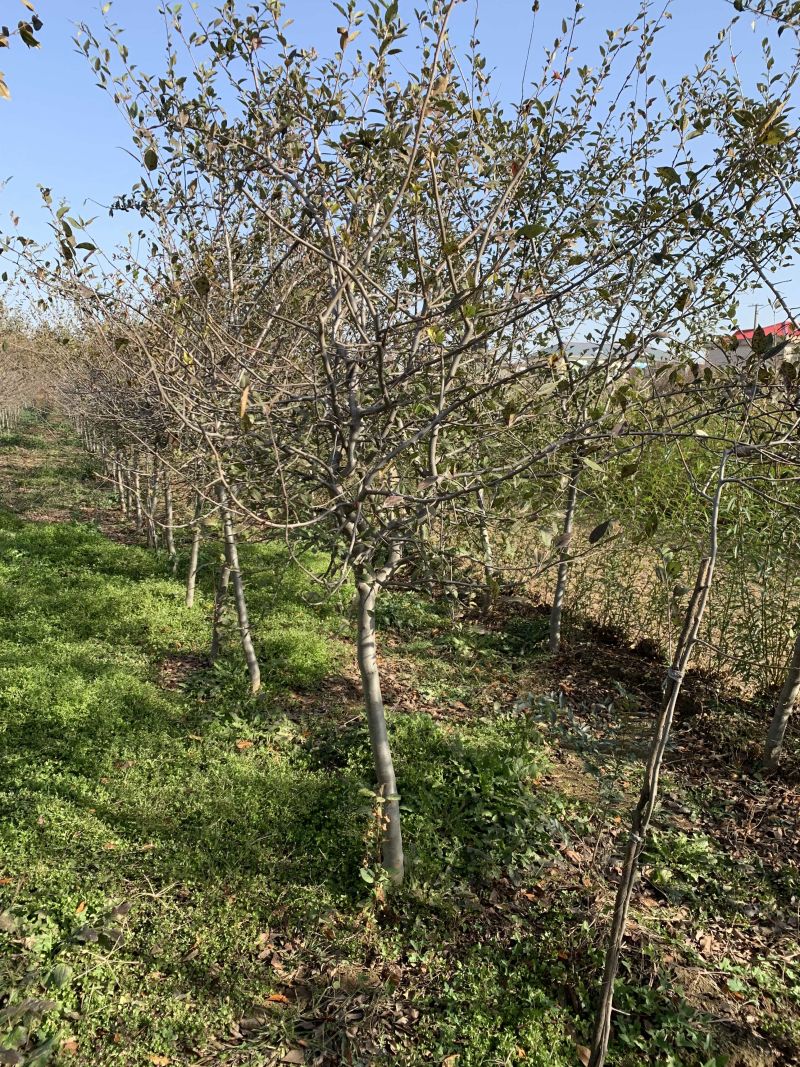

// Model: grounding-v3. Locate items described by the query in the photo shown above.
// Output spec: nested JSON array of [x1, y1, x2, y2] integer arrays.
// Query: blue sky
[[1, 0, 798, 322]]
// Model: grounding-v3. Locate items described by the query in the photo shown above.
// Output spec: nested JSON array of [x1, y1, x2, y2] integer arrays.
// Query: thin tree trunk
[[164, 476, 177, 573], [115, 455, 127, 514], [355, 576, 404, 885], [185, 491, 203, 608], [549, 456, 581, 653], [218, 484, 261, 693], [477, 488, 496, 613], [133, 461, 143, 533], [589, 463, 726, 1067], [147, 456, 160, 549], [210, 562, 231, 662], [763, 627, 800, 770]]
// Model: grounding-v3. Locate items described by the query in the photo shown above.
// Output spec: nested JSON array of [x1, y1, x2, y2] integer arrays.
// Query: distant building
[[551, 342, 670, 371], [706, 321, 800, 368]]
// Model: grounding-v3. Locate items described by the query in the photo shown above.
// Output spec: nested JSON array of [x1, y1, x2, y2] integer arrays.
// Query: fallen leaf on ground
[[236, 739, 253, 750], [268, 993, 290, 1004]]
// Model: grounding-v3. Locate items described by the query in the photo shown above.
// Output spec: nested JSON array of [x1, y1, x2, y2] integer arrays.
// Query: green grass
[[0, 423, 584, 1066], [2, 418, 797, 1067]]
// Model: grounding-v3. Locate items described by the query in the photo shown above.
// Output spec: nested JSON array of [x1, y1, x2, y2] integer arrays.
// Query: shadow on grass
[[0, 430, 582, 1065]]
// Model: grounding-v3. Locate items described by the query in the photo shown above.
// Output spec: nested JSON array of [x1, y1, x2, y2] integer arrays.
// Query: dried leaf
[[267, 993, 290, 1004], [576, 1045, 591, 1066], [235, 739, 253, 750]]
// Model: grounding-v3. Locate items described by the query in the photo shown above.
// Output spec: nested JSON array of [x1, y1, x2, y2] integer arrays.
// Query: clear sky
[[1, 0, 798, 323]]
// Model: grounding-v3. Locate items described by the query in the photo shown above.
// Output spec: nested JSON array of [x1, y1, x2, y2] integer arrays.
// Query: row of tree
[[5, 2, 800, 1062]]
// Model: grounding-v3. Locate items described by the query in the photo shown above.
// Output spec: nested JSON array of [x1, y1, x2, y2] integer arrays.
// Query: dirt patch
[[158, 651, 209, 692]]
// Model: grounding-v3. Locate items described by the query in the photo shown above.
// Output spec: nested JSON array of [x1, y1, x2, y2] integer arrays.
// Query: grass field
[[1, 415, 799, 1066]]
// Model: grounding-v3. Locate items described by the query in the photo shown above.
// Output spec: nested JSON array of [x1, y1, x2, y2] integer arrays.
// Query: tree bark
[[164, 476, 177, 573], [218, 484, 261, 693], [133, 455, 143, 533], [477, 488, 496, 613], [763, 627, 800, 770], [355, 577, 404, 885], [185, 491, 203, 608], [210, 561, 231, 662], [549, 457, 581, 653], [146, 455, 160, 549], [589, 463, 725, 1067], [115, 454, 127, 514]]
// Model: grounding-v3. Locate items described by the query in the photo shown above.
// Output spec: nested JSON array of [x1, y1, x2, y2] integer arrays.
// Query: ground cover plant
[[0, 410, 798, 1067]]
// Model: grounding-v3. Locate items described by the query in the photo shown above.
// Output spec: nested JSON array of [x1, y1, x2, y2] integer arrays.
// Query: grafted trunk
[[185, 491, 203, 608], [164, 476, 177, 573], [210, 562, 231, 662], [764, 627, 800, 770], [549, 457, 580, 654], [355, 578, 404, 885], [218, 484, 261, 693]]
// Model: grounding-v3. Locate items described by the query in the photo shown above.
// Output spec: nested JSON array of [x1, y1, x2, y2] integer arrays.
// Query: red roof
[[735, 321, 798, 341]]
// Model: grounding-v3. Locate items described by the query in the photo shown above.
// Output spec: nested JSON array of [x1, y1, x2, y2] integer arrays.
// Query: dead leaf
[[281, 1052, 305, 1065], [103, 841, 117, 851], [62, 1038, 79, 1055], [443, 1057, 460, 1067], [268, 993, 289, 1004], [147, 1057, 171, 1066], [75, 901, 86, 915], [236, 739, 253, 750], [576, 1045, 591, 1066]]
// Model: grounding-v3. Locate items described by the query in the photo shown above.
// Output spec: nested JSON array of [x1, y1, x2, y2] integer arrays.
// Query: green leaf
[[47, 963, 73, 989], [143, 147, 158, 171], [516, 221, 546, 240], [655, 166, 680, 187], [588, 520, 612, 544], [359, 867, 375, 884]]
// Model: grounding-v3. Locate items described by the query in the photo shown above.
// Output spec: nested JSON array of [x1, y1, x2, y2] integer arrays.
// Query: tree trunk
[[210, 562, 231, 662], [115, 454, 127, 514], [218, 484, 261, 693], [164, 476, 177, 573], [186, 491, 203, 608], [133, 454, 143, 533], [146, 456, 160, 549], [549, 457, 581, 653], [589, 463, 725, 1067], [477, 488, 496, 613], [356, 577, 404, 885], [763, 627, 800, 770]]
